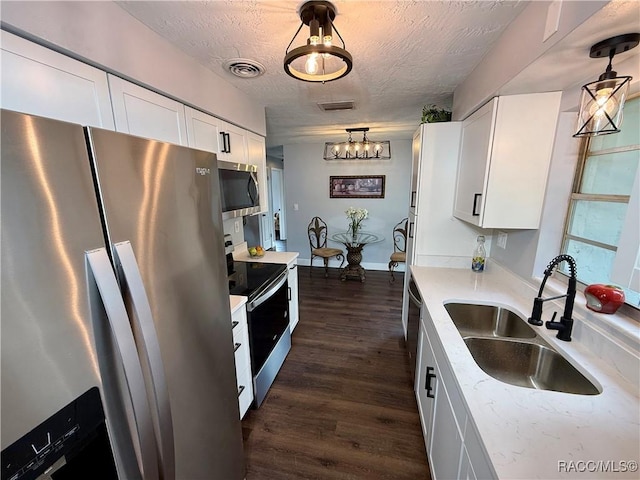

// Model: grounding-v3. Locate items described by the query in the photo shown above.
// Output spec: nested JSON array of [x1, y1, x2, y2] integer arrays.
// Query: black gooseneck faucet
[[527, 254, 577, 342]]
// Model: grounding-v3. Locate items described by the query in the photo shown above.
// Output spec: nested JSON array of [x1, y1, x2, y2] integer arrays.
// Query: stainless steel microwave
[[218, 160, 260, 219]]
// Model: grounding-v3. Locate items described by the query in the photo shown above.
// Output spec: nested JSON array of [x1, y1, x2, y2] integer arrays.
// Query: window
[[561, 95, 640, 308]]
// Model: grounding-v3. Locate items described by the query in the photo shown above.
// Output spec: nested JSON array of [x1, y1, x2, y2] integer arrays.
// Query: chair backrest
[[392, 218, 409, 253], [308, 216, 328, 250]]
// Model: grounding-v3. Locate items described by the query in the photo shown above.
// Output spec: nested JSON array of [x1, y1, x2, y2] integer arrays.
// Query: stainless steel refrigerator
[[1, 109, 245, 479]]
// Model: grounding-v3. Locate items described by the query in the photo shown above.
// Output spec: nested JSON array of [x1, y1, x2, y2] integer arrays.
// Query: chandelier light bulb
[[305, 53, 319, 74], [590, 87, 619, 118]]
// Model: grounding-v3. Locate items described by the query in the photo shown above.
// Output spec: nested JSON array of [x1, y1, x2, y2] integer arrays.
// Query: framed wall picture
[[329, 175, 385, 199]]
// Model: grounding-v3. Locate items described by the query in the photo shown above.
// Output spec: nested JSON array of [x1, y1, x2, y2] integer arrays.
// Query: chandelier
[[283, 1, 353, 83], [324, 128, 391, 160], [574, 33, 639, 137]]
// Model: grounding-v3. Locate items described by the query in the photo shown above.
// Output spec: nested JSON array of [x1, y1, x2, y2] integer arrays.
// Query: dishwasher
[[406, 276, 422, 382]]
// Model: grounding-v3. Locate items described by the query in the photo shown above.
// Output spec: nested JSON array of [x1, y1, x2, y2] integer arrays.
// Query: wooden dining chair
[[389, 217, 408, 282], [308, 216, 345, 277]]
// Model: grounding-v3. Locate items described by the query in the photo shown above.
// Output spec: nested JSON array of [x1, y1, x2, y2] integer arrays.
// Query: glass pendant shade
[[573, 33, 639, 137], [284, 1, 353, 83]]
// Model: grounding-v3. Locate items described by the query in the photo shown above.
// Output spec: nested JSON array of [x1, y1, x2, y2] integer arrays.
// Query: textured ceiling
[[116, 0, 528, 146], [116, 1, 639, 149]]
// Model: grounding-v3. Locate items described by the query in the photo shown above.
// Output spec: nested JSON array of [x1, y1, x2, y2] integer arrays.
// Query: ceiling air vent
[[223, 58, 266, 78], [317, 101, 355, 112]]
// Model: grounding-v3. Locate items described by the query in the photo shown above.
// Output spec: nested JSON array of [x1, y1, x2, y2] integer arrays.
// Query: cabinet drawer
[[237, 366, 253, 419], [233, 335, 251, 373]]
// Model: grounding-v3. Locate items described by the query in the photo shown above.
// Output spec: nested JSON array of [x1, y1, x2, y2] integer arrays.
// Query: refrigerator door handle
[[86, 248, 160, 480], [114, 241, 176, 480]]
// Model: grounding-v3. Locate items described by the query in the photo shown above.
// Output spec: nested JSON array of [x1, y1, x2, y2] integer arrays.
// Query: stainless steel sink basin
[[444, 303, 536, 339], [464, 337, 600, 395]]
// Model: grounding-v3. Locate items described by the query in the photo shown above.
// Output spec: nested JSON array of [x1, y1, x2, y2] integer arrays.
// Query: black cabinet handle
[[232, 321, 239, 329], [220, 132, 227, 153], [472, 193, 482, 216], [238, 385, 245, 397], [408, 221, 415, 239], [410, 191, 417, 208], [288, 286, 292, 301], [234, 342, 241, 352], [220, 132, 231, 153], [425, 366, 436, 398]]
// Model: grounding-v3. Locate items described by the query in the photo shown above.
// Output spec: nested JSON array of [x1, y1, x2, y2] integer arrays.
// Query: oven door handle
[[247, 269, 288, 312]]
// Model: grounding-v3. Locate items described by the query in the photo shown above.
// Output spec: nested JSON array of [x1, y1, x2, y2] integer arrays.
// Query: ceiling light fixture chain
[[324, 128, 391, 161]]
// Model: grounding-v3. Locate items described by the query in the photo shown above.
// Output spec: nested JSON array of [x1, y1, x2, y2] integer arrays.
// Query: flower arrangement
[[345, 207, 368, 237]]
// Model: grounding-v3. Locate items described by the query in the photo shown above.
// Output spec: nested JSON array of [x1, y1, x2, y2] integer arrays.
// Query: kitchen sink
[[444, 302, 601, 395], [464, 337, 600, 395], [444, 303, 536, 339]]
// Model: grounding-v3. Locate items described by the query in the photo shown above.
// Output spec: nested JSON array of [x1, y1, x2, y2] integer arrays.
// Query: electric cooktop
[[228, 261, 287, 301]]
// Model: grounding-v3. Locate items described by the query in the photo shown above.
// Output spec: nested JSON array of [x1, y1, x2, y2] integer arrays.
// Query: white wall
[[453, 0, 607, 119], [283, 140, 413, 270], [0, 0, 266, 136]]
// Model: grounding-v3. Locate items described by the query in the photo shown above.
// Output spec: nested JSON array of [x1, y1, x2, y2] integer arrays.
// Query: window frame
[[560, 94, 640, 312]]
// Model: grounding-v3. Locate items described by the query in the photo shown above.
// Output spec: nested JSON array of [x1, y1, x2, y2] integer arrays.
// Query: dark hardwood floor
[[242, 265, 430, 479]]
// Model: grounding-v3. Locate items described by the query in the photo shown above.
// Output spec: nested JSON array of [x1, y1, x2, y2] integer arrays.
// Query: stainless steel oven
[[229, 261, 290, 408]]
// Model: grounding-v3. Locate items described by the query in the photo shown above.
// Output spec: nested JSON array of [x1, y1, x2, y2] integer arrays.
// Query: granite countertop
[[411, 263, 640, 479]]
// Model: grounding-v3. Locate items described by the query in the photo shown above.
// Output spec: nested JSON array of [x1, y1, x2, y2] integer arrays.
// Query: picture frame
[[329, 175, 386, 199]]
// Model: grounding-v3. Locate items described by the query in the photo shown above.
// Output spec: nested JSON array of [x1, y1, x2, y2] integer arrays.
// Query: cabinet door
[[1, 31, 114, 129], [429, 366, 464, 480], [453, 99, 496, 226], [287, 261, 299, 333], [221, 123, 248, 164], [246, 131, 269, 214], [108, 75, 188, 145], [415, 320, 437, 452], [410, 127, 422, 215], [185, 106, 222, 154]]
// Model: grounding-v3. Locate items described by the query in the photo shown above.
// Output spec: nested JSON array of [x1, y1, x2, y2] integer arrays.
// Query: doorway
[[271, 167, 286, 240]]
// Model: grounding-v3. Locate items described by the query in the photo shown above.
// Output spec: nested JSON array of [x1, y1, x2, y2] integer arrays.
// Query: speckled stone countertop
[[411, 262, 639, 479], [232, 242, 298, 265]]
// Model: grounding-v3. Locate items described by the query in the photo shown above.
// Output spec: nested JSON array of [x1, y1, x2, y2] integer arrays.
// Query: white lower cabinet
[[231, 305, 253, 419], [287, 260, 299, 332], [416, 306, 495, 480]]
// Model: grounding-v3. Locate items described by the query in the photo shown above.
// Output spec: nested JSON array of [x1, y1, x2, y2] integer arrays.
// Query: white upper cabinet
[[246, 131, 269, 214], [184, 106, 223, 154], [185, 106, 249, 163], [453, 92, 562, 229], [108, 74, 188, 146], [0, 31, 114, 128], [219, 122, 249, 164]]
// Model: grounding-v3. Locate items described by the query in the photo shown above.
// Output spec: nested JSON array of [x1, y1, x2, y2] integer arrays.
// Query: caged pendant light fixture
[[324, 128, 391, 160], [574, 33, 639, 137], [283, 1, 353, 83]]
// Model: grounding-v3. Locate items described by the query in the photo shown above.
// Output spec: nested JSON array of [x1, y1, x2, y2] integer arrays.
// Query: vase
[[584, 284, 625, 314], [349, 224, 359, 242]]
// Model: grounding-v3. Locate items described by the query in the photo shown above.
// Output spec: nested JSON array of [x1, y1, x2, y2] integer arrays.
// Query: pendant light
[[574, 33, 639, 137], [283, 1, 353, 83], [324, 128, 391, 160]]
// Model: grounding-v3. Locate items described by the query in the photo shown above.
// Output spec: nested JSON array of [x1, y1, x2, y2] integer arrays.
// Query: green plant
[[421, 105, 452, 123]]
